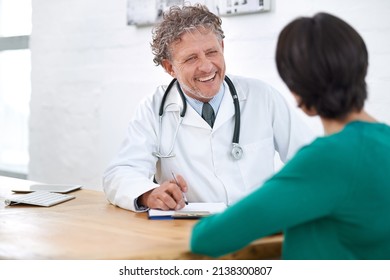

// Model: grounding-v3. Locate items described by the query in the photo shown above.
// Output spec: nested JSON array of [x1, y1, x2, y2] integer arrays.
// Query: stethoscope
[[152, 75, 243, 160]]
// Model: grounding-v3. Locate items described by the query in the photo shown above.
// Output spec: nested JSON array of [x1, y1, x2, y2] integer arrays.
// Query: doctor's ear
[[162, 60, 175, 78]]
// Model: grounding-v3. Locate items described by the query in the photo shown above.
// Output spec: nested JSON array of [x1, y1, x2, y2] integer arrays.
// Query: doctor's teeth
[[198, 74, 215, 82]]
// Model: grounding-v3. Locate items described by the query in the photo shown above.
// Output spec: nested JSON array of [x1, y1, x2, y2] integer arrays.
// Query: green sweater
[[191, 121, 390, 259]]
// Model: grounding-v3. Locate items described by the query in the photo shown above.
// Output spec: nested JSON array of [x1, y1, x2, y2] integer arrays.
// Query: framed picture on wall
[[217, 0, 271, 16], [127, 0, 271, 26]]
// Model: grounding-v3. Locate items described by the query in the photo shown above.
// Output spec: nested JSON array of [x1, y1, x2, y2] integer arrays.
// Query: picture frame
[[127, 0, 271, 26]]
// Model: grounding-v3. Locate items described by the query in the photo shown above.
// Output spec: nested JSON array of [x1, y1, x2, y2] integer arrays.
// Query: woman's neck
[[321, 110, 377, 135]]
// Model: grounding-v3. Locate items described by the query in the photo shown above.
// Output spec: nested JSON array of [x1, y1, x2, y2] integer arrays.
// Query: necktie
[[202, 102, 215, 128]]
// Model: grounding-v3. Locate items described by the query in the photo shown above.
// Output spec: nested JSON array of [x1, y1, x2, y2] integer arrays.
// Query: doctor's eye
[[206, 50, 218, 57], [184, 56, 197, 63]]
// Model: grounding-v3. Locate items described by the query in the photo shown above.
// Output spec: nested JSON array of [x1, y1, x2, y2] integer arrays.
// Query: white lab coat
[[103, 75, 315, 212]]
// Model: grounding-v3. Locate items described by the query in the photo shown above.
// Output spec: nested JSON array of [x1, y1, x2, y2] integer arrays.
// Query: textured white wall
[[29, 0, 390, 190]]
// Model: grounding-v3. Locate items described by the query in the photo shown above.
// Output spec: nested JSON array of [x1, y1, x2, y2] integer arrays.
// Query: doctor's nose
[[197, 57, 214, 73]]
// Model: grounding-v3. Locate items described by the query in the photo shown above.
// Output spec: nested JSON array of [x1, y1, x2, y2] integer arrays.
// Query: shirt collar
[[181, 82, 225, 116]]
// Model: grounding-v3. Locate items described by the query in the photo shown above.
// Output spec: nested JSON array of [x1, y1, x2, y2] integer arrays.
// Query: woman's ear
[[302, 106, 318, 117], [292, 92, 317, 116], [161, 59, 175, 78]]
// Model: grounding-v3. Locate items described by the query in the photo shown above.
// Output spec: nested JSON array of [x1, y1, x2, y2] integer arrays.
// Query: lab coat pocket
[[237, 137, 275, 191]]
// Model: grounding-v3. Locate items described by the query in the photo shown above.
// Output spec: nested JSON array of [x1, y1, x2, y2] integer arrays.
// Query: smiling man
[[103, 4, 314, 212]]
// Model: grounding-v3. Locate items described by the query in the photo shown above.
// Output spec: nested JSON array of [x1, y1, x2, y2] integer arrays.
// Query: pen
[[171, 171, 188, 205]]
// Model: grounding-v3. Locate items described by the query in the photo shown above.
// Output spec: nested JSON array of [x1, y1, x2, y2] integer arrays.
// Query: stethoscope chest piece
[[231, 143, 243, 160]]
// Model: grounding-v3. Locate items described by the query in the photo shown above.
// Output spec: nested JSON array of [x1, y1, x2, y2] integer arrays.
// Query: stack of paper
[[148, 202, 227, 220]]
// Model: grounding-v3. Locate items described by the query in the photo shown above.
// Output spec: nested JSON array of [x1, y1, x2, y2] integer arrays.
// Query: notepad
[[148, 202, 227, 220]]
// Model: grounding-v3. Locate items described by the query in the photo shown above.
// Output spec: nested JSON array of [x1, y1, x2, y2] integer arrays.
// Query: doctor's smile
[[195, 72, 217, 83]]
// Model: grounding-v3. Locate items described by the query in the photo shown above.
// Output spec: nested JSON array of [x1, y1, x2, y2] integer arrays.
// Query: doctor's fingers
[[173, 174, 188, 193], [162, 182, 187, 207], [162, 181, 186, 204], [149, 183, 185, 210], [151, 192, 185, 210], [154, 197, 185, 211]]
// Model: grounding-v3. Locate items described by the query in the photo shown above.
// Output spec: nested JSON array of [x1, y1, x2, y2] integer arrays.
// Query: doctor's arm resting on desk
[[191, 13, 390, 260], [102, 4, 315, 213]]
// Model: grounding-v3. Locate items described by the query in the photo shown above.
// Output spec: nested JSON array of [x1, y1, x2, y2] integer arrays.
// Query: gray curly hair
[[151, 4, 225, 66]]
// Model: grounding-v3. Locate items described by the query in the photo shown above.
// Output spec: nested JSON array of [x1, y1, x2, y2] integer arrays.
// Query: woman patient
[[190, 12, 390, 259]]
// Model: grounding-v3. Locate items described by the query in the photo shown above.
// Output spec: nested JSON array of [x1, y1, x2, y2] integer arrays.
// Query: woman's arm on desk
[[190, 141, 352, 258]]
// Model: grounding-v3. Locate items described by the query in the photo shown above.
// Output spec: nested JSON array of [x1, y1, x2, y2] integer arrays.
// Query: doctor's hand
[[139, 174, 188, 211]]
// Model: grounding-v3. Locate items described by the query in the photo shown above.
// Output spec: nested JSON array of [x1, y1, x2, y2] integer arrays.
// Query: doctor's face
[[162, 29, 226, 102]]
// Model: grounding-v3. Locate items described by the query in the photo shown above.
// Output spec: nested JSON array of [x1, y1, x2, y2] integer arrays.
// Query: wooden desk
[[0, 176, 282, 260]]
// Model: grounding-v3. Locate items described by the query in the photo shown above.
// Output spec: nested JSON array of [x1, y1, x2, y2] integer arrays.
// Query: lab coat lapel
[[182, 105, 209, 128], [212, 87, 234, 130], [164, 85, 208, 128], [212, 78, 247, 131]]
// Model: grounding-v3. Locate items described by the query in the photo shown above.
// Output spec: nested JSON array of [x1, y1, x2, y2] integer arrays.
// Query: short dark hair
[[276, 12, 368, 119]]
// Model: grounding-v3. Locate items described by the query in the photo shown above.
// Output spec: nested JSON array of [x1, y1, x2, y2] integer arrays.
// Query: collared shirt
[[182, 82, 225, 117]]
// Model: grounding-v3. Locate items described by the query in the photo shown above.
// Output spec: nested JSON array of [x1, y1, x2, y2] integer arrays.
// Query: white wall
[[28, 0, 390, 190]]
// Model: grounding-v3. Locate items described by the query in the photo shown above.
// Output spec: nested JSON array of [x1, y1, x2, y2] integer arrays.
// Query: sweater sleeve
[[190, 138, 353, 258]]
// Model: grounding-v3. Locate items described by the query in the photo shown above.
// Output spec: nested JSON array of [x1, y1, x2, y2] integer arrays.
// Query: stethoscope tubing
[[224, 75, 240, 145], [159, 78, 187, 118]]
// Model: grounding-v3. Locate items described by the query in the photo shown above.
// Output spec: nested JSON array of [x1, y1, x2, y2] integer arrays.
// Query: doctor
[[103, 4, 314, 212]]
